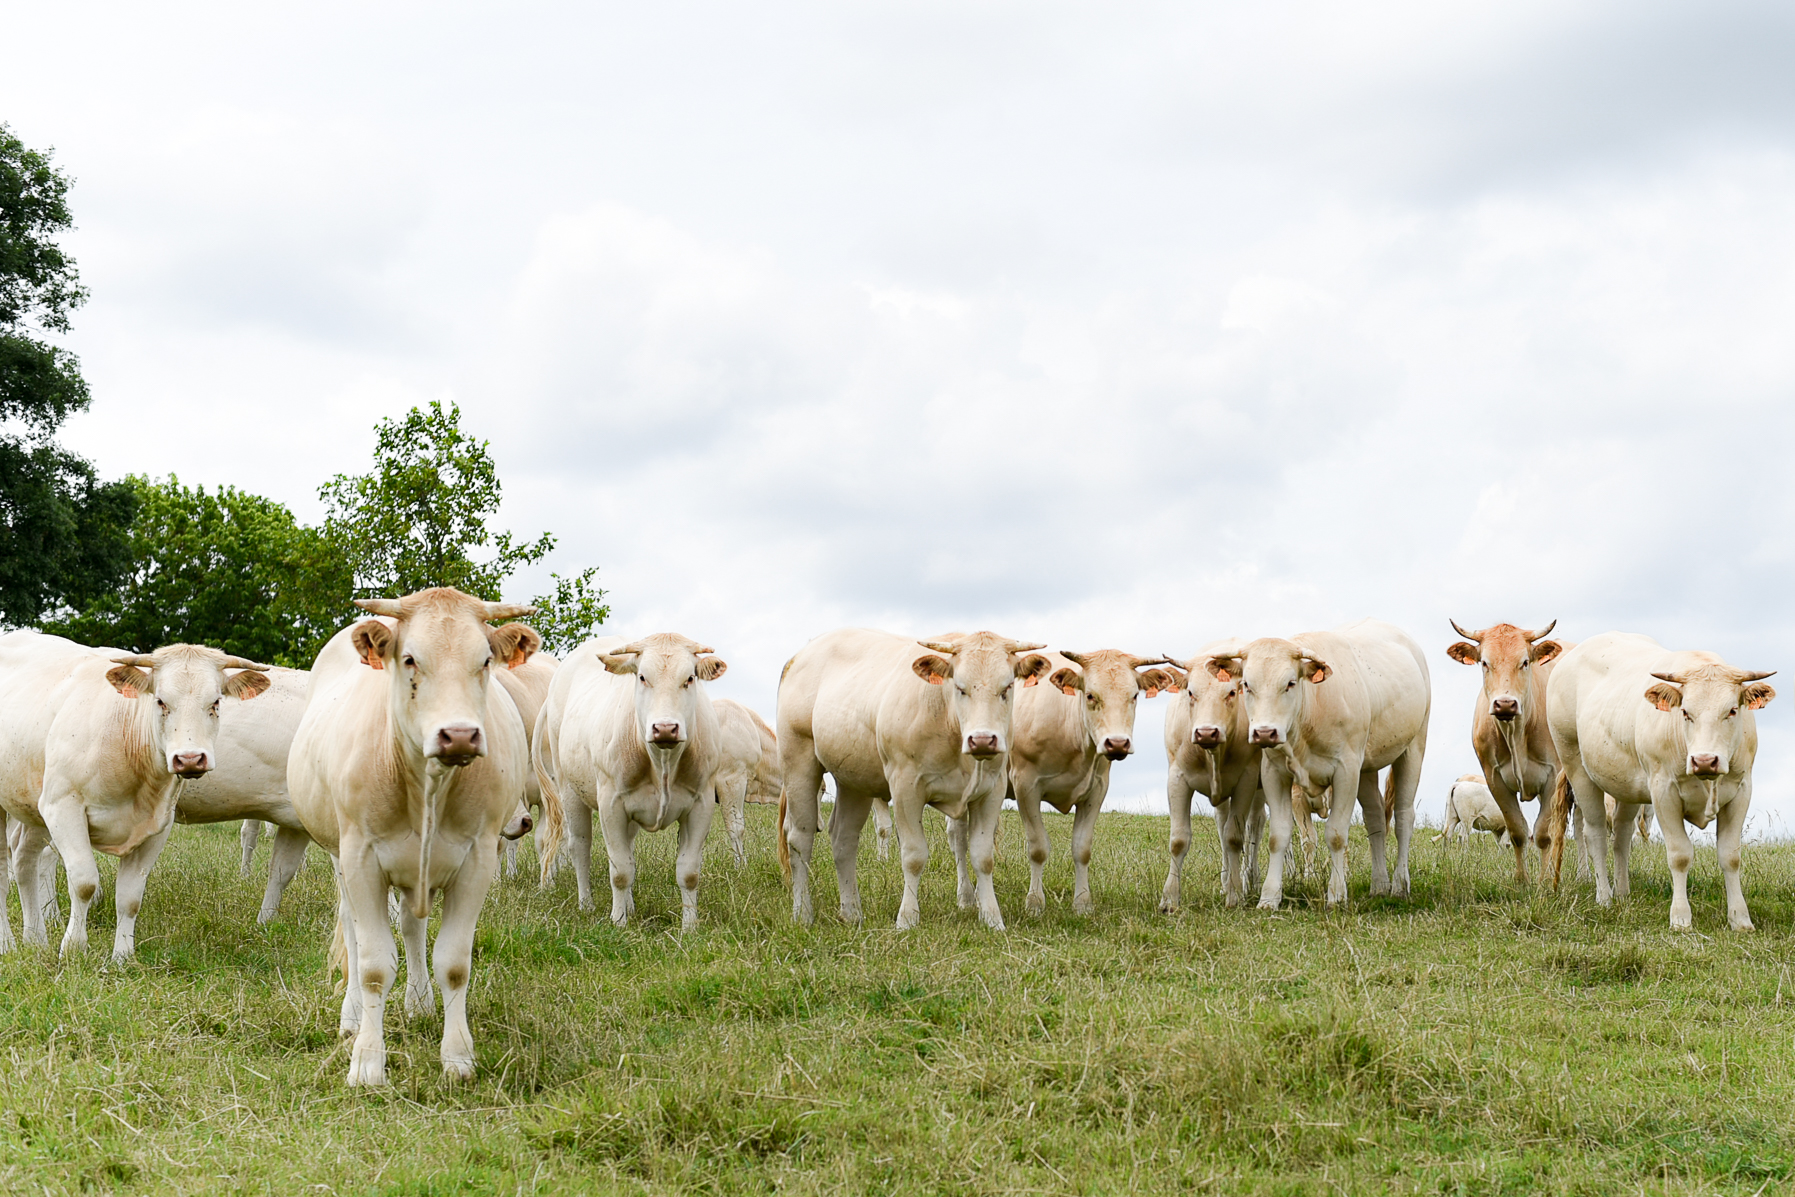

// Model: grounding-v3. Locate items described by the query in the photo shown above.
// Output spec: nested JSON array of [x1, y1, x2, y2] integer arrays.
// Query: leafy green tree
[[1, 123, 134, 625], [320, 401, 555, 600], [527, 566, 611, 655], [42, 475, 354, 667]]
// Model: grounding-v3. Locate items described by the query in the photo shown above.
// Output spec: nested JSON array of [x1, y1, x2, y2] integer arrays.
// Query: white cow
[[1547, 632, 1773, 930], [1161, 642, 1265, 910], [533, 634, 727, 928], [289, 589, 544, 1086], [1204, 619, 1430, 909], [0, 630, 270, 958], [495, 650, 559, 878], [776, 628, 1049, 930], [1006, 649, 1175, 916], [174, 666, 313, 923], [713, 698, 777, 867], [1437, 775, 1510, 846]]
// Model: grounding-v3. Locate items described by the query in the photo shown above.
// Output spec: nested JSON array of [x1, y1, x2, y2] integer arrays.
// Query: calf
[[1437, 775, 1510, 846], [1161, 641, 1265, 910], [713, 698, 775, 867]]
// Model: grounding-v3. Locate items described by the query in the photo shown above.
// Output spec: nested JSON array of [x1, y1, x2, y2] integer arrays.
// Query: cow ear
[[1049, 667, 1083, 697], [1446, 642, 1480, 666], [696, 656, 728, 682], [351, 620, 393, 671], [223, 669, 271, 700], [1136, 667, 1174, 699], [1160, 666, 1187, 693], [106, 664, 152, 697], [1744, 682, 1776, 711], [1644, 682, 1682, 712], [1205, 658, 1239, 682], [1531, 640, 1563, 666], [1016, 653, 1050, 687], [488, 622, 541, 669], [912, 654, 951, 685], [1303, 658, 1333, 684]]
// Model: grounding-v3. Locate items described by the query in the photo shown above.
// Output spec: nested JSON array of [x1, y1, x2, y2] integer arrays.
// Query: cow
[[775, 628, 1049, 930], [288, 589, 546, 1086], [1436, 774, 1511, 846], [533, 634, 727, 928], [1444, 620, 1569, 882], [0, 630, 271, 958], [1160, 642, 1266, 910], [713, 698, 777, 867], [1546, 632, 1773, 930], [174, 665, 313, 923], [495, 649, 560, 878], [1203, 619, 1430, 909], [1003, 649, 1176, 915]]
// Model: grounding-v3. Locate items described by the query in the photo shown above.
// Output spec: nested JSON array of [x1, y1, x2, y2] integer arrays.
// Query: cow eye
[[209, 701, 220, 715], [156, 699, 170, 714], [403, 655, 416, 668], [685, 674, 695, 686], [1286, 680, 1297, 690], [1682, 710, 1694, 721], [1728, 708, 1738, 717]]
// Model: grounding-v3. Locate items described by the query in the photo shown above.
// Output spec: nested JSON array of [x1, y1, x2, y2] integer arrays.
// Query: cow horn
[[355, 598, 403, 617], [1734, 669, 1776, 683], [482, 602, 536, 622], [219, 656, 273, 671], [1130, 655, 1177, 669], [1006, 640, 1047, 653], [111, 654, 157, 667], [688, 643, 717, 656], [1525, 619, 1558, 642], [917, 640, 960, 654], [1449, 619, 1484, 643], [608, 639, 648, 656], [1650, 672, 1686, 685], [1059, 650, 1089, 666]]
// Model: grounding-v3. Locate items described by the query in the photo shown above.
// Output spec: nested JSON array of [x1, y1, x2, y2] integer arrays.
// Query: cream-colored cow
[[1436, 774, 1510, 846], [713, 698, 777, 867]]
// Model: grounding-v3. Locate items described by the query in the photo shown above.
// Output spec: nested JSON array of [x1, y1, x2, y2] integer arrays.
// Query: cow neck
[[380, 626, 458, 917], [1499, 719, 1530, 802], [645, 741, 686, 832], [106, 691, 181, 857]]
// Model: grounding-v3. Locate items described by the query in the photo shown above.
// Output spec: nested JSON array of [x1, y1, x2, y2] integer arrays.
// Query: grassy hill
[[2, 804, 1791, 1195]]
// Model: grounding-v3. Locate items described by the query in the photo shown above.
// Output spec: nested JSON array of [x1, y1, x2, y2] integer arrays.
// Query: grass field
[[4, 804, 1795, 1196]]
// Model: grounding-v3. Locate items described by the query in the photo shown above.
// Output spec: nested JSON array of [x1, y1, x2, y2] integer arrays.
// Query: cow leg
[[1611, 801, 1640, 901], [1715, 781, 1752, 932], [110, 820, 175, 963], [1016, 779, 1052, 916], [1217, 785, 1252, 909], [965, 788, 1005, 931], [889, 778, 930, 931], [333, 863, 362, 1038], [502, 836, 517, 879], [1328, 759, 1365, 906], [1356, 768, 1389, 896], [675, 794, 715, 931], [400, 903, 435, 1018], [945, 813, 976, 911], [1483, 773, 1530, 885], [1644, 785, 1693, 929], [0, 815, 12, 953], [1069, 793, 1103, 916], [257, 826, 309, 924], [340, 842, 397, 1086], [781, 753, 826, 927], [40, 794, 101, 956], [1243, 789, 1266, 897], [1290, 789, 1316, 876], [11, 822, 54, 949], [1565, 758, 1614, 906], [720, 772, 748, 870], [1160, 773, 1194, 914], [566, 795, 596, 912], [1257, 758, 1297, 909], [239, 819, 261, 876], [433, 839, 497, 1081], [828, 787, 873, 925], [598, 801, 640, 926], [1573, 801, 1593, 881], [871, 795, 893, 861], [1387, 748, 1423, 899]]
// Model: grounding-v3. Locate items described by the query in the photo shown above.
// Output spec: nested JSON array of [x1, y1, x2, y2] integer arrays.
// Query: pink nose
[[1491, 697, 1519, 721], [650, 722, 683, 744], [1192, 725, 1224, 748], [966, 733, 1000, 757], [171, 752, 209, 777], [434, 725, 483, 763], [1101, 736, 1132, 760], [501, 812, 534, 840], [1691, 754, 1722, 776], [1250, 726, 1280, 745]]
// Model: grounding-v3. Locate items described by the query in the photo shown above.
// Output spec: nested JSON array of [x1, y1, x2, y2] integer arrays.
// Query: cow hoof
[[1072, 896, 1093, 916], [405, 986, 436, 1019], [1224, 892, 1242, 909], [609, 913, 630, 927], [681, 914, 699, 932], [346, 1053, 388, 1087], [442, 1056, 476, 1082], [895, 909, 920, 932], [1025, 894, 1046, 917], [980, 910, 1006, 932], [838, 904, 863, 926], [956, 889, 977, 911], [1157, 897, 1179, 915], [1732, 918, 1756, 933], [1256, 896, 1281, 911], [338, 1023, 359, 1040]]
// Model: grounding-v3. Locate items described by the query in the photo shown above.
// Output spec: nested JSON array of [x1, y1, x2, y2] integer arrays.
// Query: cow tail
[[532, 704, 565, 886], [1382, 768, 1397, 833], [776, 786, 792, 881], [327, 913, 347, 990], [1546, 770, 1572, 891]]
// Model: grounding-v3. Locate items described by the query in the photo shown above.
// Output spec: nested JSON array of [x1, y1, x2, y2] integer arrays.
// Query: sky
[[6, 1, 1794, 831]]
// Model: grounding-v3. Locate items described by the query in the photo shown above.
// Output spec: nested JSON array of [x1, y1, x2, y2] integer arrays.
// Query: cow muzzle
[[1101, 736, 1132, 761], [431, 724, 484, 765], [502, 811, 534, 840], [649, 721, 684, 745], [170, 751, 210, 778], [965, 732, 1002, 758], [1191, 724, 1224, 748], [1690, 754, 1723, 777], [1249, 726, 1281, 746], [1490, 697, 1519, 722]]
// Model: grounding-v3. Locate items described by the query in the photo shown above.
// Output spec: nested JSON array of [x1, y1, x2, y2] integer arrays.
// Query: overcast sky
[[7, 1, 1794, 829]]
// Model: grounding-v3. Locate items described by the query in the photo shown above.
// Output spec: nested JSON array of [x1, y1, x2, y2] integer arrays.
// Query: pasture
[[3, 806, 1793, 1196]]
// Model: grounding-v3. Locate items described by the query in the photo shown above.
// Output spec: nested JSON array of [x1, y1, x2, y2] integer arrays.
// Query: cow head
[[1049, 650, 1177, 761], [1446, 619, 1562, 724], [599, 634, 726, 772], [107, 646, 272, 777], [1205, 638, 1330, 749], [1171, 641, 1249, 751], [1643, 664, 1776, 777], [912, 632, 1050, 758], [352, 589, 537, 766]]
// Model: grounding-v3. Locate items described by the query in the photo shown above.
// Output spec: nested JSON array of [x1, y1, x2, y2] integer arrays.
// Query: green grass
[[4, 806, 1795, 1195]]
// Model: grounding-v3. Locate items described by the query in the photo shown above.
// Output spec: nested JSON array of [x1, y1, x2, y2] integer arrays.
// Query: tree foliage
[[527, 566, 611, 655], [41, 476, 354, 667], [0, 123, 134, 626], [320, 401, 554, 601]]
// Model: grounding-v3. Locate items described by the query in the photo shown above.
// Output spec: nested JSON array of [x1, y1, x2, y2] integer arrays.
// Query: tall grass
[[3, 806, 1793, 1194]]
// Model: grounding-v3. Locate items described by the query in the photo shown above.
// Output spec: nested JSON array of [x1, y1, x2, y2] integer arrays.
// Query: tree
[[527, 566, 611, 655], [320, 401, 555, 601], [0, 123, 134, 625], [42, 475, 354, 667]]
